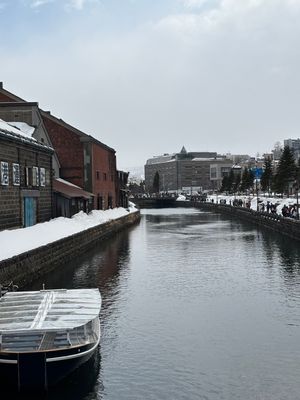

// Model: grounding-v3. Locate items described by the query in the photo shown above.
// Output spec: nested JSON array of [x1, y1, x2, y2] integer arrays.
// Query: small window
[[12, 163, 20, 186], [1, 161, 9, 186], [25, 167, 32, 186], [32, 167, 39, 186], [40, 168, 46, 187], [96, 170, 100, 180], [103, 173, 107, 181]]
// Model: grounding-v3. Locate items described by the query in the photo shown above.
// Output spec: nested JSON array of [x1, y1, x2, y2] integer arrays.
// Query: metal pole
[[256, 179, 259, 212], [297, 183, 299, 220]]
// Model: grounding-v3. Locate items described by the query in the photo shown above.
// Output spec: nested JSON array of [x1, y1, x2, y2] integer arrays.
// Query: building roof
[[0, 83, 116, 155], [0, 119, 53, 152], [41, 110, 116, 154], [53, 178, 94, 199]]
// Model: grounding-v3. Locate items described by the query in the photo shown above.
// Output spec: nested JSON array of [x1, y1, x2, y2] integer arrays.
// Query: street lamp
[[256, 178, 259, 212]]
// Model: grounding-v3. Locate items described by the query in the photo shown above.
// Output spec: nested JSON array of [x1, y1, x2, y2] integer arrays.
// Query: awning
[[53, 178, 94, 200]]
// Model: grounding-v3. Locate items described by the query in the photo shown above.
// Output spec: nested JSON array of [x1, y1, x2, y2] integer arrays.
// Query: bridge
[[131, 197, 177, 208]]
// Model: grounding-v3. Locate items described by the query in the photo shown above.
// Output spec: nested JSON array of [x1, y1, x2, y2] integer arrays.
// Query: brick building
[[41, 110, 117, 210], [0, 120, 53, 230], [0, 83, 122, 212]]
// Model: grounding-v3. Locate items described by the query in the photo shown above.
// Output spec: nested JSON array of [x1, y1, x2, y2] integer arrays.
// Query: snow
[[176, 194, 186, 201], [0, 119, 36, 141], [56, 178, 81, 188], [0, 204, 138, 262], [7, 121, 35, 137], [206, 194, 299, 215]]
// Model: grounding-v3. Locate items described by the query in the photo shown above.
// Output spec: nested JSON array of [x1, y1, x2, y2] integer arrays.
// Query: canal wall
[[176, 200, 300, 241], [0, 211, 140, 288]]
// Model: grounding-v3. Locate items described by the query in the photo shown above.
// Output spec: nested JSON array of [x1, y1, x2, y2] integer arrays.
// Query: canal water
[[26, 208, 300, 400]]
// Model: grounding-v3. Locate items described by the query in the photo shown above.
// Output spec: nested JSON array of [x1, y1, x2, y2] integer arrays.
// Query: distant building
[[0, 119, 53, 230], [145, 147, 231, 193], [284, 139, 300, 161]]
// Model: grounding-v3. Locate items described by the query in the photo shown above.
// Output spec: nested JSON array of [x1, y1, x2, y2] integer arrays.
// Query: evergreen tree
[[273, 146, 296, 195], [220, 175, 229, 192], [260, 157, 273, 194], [152, 171, 160, 193], [247, 169, 255, 190], [240, 167, 254, 192], [227, 169, 235, 193], [233, 174, 241, 193], [240, 168, 249, 192]]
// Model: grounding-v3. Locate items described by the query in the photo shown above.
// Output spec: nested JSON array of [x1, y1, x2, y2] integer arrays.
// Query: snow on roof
[[0, 119, 36, 141], [56, 178, 81, 189], [7, 121, 35, 137], [192, 158, 216, 161], [0, 118, 53, 151]]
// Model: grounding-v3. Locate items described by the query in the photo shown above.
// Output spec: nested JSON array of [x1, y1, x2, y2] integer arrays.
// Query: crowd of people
[[209, 197, 299, 219]]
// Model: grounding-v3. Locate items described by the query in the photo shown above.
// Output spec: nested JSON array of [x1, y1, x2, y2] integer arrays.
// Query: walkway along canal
[[176, 200, 300, 241], [0, 211, 140, 288], [24, 207, 300, 400]]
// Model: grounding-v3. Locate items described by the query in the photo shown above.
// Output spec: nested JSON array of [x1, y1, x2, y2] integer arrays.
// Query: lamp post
[[256, 178, 259, 212]]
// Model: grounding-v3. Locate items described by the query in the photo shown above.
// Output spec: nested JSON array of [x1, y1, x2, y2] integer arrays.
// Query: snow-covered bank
[[206, 194, 299, 216], [0, 204, 137, 262]]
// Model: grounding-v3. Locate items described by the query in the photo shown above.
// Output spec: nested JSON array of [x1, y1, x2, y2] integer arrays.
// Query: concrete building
[[145, 147, 232, 193]]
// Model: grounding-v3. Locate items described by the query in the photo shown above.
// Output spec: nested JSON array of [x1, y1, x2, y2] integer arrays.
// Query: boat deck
[[0, 289, 101, 353]]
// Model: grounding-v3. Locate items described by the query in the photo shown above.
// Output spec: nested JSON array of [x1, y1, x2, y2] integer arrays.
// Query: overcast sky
[[1, 0, 300, 170]]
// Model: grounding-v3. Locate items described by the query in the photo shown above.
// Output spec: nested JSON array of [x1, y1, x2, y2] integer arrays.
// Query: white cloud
[[180, 0, 214, 8], [30, 0, 54, 8], [3, 0, 300, 168], [66, 0, 98, 10]]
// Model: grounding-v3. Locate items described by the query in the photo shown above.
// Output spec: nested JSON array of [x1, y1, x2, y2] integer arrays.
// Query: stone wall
[[177, 200, 300, 241], [0, 135, 52, 230], [0, 211, 140, 288]]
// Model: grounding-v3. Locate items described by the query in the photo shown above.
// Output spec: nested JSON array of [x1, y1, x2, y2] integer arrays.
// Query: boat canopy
[[0, 289, 101, 333]]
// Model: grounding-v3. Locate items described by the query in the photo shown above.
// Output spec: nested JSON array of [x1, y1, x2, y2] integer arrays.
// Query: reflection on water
[[22, 208, 300, 399]]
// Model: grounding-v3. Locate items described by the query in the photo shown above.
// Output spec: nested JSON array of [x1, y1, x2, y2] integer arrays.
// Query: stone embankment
[[176, 200, 300, 241], [0, 211, 140, 288]]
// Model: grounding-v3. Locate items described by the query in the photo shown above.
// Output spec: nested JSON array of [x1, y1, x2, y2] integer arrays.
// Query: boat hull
[[0, 341, 99, 392]]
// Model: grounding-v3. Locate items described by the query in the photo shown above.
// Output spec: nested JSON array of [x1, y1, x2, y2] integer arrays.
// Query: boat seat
[[39, 332, 57, 351]]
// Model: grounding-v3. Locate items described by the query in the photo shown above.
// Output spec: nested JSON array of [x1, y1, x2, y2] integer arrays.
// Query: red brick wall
[[42, 115, 84, 188], [0, 92, 16, 102], [92, 144, 117, 209]]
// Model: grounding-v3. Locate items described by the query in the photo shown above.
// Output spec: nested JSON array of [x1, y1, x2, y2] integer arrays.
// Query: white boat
[[0, 288, 101, 391]]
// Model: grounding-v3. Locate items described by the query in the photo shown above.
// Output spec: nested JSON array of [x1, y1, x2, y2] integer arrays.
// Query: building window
[[103, 173, 107, 181], [96, 170, 100, 180], [12, 163, 20, 186], [40, 168, 46, 187], [25, 167, 32, 186], [1, 161, 9, 186], [32, 167, 39, 186]]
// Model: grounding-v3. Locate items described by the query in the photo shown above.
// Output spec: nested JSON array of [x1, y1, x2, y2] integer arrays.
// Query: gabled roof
[[41, 110, 116, 154], [0, 83, 116, 154], [0, 82, 25, 102]]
